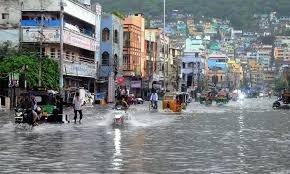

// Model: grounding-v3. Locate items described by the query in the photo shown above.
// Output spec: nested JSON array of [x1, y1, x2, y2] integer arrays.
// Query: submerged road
[[0, 98, 289, 173]]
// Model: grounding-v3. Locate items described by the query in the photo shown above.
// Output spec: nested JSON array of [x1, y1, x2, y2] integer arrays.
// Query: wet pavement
[[0, 98, 290, 173]]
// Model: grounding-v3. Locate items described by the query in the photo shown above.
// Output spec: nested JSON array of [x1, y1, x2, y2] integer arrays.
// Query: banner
[[131, 81, 141, 88]]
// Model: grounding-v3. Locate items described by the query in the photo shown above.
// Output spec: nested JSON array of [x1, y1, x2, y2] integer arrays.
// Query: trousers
[[74, 110, 83, 120]]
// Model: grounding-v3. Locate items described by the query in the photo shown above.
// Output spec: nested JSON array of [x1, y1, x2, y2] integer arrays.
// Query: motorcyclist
[[31, 95, 41, 126], [115, 98, 129, 110], [150, 91, 158, 109]]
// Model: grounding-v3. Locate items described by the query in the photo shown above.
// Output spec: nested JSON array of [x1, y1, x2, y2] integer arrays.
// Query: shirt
[[73, 97, 83, 110], [150, 93, 158, 101]]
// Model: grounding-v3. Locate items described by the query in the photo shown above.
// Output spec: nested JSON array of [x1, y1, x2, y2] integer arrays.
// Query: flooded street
[[0, 98, 290, 173]]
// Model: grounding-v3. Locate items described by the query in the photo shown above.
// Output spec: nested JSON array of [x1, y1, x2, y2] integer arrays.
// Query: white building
[[181, 36, 205, 91], [0, 0, 102, 92]]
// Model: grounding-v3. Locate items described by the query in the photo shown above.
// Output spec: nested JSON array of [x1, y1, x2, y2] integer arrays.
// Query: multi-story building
[[0, 0, 21, 46], [227, 59, 243, 89], [19, 0, 101, 92], [123, 13, 145, 97], [168, 45, 182, 91], [144, 28, 158, 96], [274, 36, 290, 65], [248, 60, 263, 87], [181, 36, 205, 91], [206, 53, 228, 88], [97, 13, 123, 97]]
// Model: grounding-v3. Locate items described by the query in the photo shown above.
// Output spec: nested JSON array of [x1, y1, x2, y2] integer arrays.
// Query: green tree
[[0, 54, 59, 90]]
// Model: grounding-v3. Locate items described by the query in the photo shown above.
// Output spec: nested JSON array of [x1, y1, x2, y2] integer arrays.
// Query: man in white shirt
[[73, 92, 84, 123], [150, 91, 158, 109]]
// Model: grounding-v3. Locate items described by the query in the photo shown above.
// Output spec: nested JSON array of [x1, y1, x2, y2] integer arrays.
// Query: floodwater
[[0, 98, 290, 173]]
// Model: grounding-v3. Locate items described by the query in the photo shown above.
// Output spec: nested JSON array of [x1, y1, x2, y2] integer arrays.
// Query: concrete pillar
[[5, 97, 10, 110]]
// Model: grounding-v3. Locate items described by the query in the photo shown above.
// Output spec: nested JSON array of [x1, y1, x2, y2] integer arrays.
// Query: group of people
[[18, 94, 41, 126], [114, 87, 159, 110]]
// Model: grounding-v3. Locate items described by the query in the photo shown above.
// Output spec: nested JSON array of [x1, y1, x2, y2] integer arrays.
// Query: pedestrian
[[73, 92, 84, 123]]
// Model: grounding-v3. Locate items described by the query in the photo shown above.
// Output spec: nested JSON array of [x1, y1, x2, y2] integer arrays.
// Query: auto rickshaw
[[273, 90, 290, 109], [15, 89, 64, 125], [162, 92, 187, 112], [199, 91, 214, 105], [215, 90, 230, 104]]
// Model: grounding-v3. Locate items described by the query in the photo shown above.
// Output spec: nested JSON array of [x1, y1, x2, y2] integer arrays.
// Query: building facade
[[0, 0, 21, 46], [206, 53, 229, 88], [97, 13, 123, 95], [181, 37, 205, 91], [168, 45, 182, 91], [18, 0, 101, 92], [123, 13, 145, 97]]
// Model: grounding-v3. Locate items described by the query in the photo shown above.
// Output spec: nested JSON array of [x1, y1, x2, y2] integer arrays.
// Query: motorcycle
[[14, 108, 34, 125], [112, 106, 127, 127]]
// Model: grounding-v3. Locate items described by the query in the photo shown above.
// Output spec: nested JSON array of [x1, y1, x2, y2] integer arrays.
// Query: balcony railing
[[79, 56, 95, 64], [21, 20, 60, 27]]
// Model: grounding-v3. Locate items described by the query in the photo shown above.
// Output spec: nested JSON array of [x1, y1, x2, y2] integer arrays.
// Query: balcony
[[21, 20, 60, 27]]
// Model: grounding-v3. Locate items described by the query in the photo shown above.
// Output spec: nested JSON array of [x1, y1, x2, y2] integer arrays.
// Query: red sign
[[116, 76, 125, 84]]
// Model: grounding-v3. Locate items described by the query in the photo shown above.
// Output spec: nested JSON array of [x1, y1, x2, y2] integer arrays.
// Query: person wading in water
[[73, 92, 84, 123]]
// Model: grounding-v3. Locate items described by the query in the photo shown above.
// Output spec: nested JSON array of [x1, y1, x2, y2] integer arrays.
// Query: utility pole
[[59, 0, 64, 93], [38, 9, 44, 87], [163, 0, 166, 90]]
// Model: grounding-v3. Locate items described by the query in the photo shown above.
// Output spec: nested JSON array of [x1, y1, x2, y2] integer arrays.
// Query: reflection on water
[[112, 128, 123, 170], [0, 98, 289, 173], [238, 112, 247, 173]]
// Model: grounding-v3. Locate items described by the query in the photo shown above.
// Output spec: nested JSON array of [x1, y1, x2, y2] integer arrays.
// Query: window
[[50, 48, 55, 58], [114, 30, 119, 44], [182, 62, 186, 68], [123, 54, 130, 70], [57, 50, 60, 58], [102, 28, 110, 42], [123, 31, 130, 47], [72, 52, 75, 61], [66, 51, 70, 60], [2, 13, 9, 20], [195, 52, 199, 57], [101, 52, 110, 65]]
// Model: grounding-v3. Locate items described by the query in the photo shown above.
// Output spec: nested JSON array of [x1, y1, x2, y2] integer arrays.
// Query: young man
[[150, 91, 159, 109], [73, 92, 84, 123]]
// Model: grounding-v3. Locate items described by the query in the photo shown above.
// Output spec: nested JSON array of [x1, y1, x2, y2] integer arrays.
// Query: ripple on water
[[0, 98, 290, 173]]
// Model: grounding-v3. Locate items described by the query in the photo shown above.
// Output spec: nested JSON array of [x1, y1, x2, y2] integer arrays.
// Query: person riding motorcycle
[[31, 95, 42, 126], [115, 98, 129, 110], [150, 91, 158, 109]]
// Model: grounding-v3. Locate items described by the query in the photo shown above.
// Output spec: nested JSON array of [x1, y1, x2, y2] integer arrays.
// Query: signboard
[[64, 63, 96, 78], [131, 81, 141, 88], [22, 28, 60, 42], [64, 30, 96, 51], [116, 76, 125, 84], [8, 73, 19, 87]]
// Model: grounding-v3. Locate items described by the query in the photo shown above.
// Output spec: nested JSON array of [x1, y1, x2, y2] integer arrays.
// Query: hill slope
[[94, 0, 290, 29]]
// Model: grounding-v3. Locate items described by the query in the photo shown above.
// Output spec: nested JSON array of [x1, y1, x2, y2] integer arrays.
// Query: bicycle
[[149, 101, 158, 111]]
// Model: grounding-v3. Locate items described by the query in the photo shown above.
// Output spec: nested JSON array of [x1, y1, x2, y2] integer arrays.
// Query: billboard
[[64, 30, 97, 51], [22, 28, 60, 42], [64, 62, 96, 78]]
